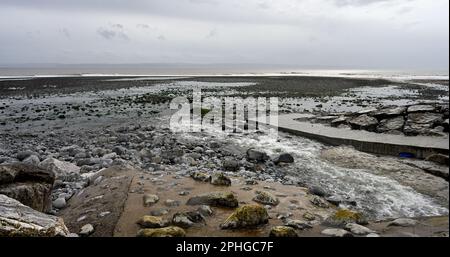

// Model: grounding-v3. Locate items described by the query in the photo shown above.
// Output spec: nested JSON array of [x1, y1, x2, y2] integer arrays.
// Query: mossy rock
[[187, 192, 238, 208], [137, 216, 169, 228], [137, 226, 186, 237], [269, 226, 298, 237], [220, 205, 269, 229], [323, 209, 367, 228]]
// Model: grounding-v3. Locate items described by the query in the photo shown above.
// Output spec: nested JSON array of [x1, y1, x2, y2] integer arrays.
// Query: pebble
[[79, 224, 95, 236]]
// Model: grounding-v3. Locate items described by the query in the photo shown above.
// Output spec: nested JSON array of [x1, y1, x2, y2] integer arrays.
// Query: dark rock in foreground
[[0, 164, 55, 212]]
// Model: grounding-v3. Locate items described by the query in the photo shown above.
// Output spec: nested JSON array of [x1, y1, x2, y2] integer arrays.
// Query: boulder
[[0, 164, 54, 212], [252, 191, 279, 206], [0, 194, 69, 236], [52, 197, 67, 209], [222, 158, 239, 171], [22, 155, 41, 166], [210, 173, 232, 186], [348, 115, 378, 131], [269, 226, 298, 237], [310, 196, 329, 208], [38, 158, 80, 181], [376, 116, 405, 133], [273, 153, 294, 165], [407, 105, 436, 113], [403, 122, 433, 136], [372, 106, 406, 119], [172, 211, 205, 228], [220, 205, 269, 229], [16, 150, 39, 162], [246, 149, 269, 162], [137, 216, 170, 228], [187, 192, 238, 208], [137, 226, 186, 237], [308, 186, 329, 197], [323, 209, 367, 228], [190, 172, 211, 182]]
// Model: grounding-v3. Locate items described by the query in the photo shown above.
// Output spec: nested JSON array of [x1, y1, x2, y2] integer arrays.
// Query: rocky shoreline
[[1, 76, 449, 237]]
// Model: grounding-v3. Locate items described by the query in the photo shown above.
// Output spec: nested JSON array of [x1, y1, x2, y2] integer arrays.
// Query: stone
[[388, 218, 418, 227], [321, 228, 353, 237], [426, 154, 449, 166], [137, 216, 169, 228], [164, 199, 180, 207], [38, 158, 81, 180], [246, 149, 269, 162], [137, 226, 186, 237], [302, 212, 316, 221], [331, 116, 348, 127], [190, 172, 211, 182], [60, 145, 83, 157], [0, 164, 55, 212], [150, 209, 169, 216], [345, 223, 376, 235], [407, 105, 436, 113], [269, 226, 298, 237], [310, 196, 329, 208], [210, 173, 231, 186], [187, 192, 238, 208], [172, 211, 205, 228], [220, 205, 269, 229], [323, 209, 367, 228], [348, 115, 378, 131], [308, 186, 329, 197], [273, 153, 294, 165], [284, 219, 313, 230], [376, 116, 405, 133], [407, 112, 443, 125], [143, 194, 159, 207], [403, 122, 433, 136], [366, 233, 380, 237], [112, 146, 128, 156], [22, 155, 40, 166], [197, 205, 214, 217], [79, 224, 94, 236], [223, 158, 239, 171], [253, 191, 279, 206], [0, 194, 69, 237], [372, 106, 406, 119], [52, 197, 67, 209], [16, 150, 39, 161]]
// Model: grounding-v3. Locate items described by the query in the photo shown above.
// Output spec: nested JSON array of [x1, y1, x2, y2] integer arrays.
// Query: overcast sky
[[0, 0, 448, 69]]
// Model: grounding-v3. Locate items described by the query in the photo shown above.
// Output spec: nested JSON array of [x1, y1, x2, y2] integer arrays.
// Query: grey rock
[[345, 223, 376, 235], [321, 228, 353, 237], [79, 224, 94, 236], [210, 173, 232, 186], [22, 155, 40, 166], [377, 116, 405, 133], [172, 211, 205, 228], [310, 196, 329, 208], [407, 105, 436, 113], [372, 106, 406, 119], [284, 219, 313, 230], [330, 116, 348, 127], [223, 158, 239, 171], [253, 191, 279, 206], [273, 153, 294, 165], [246, 149, 269, 162], [388, 218, 418, 227], [16, 151, 39, 162], [0, 163, 54, 212], [187, 192, 238, 208], [38, 158, 80, 180], [407, 112, 443, 125], [143, 194, 159, 207], [197, 205, 214, 217], [308, 186, 329, 197]]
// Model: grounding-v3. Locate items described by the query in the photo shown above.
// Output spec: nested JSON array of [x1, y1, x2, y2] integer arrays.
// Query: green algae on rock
[[269, 226, 298, 237], [137, 226, 186, 237], [220, 205, 269, 229]]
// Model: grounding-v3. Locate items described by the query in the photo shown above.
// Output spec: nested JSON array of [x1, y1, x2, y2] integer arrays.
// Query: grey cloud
[[97, 25, 129, 41]]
